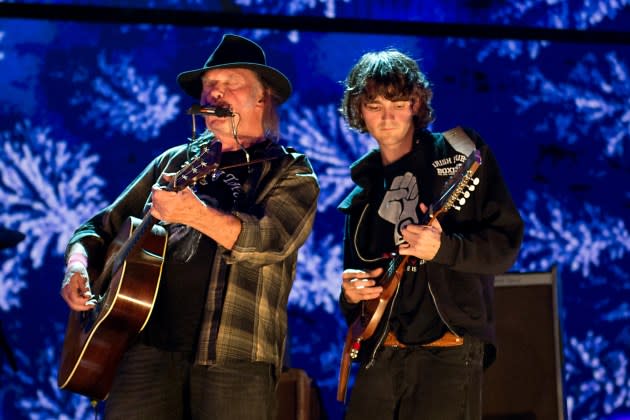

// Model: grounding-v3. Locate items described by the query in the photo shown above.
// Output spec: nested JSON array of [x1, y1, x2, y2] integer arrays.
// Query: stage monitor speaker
[[276, 368, 321, 420], [482, 268, 565, 420]]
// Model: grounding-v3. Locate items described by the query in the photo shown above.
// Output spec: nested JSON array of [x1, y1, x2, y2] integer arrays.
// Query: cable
[[228, 112, 252, 173]]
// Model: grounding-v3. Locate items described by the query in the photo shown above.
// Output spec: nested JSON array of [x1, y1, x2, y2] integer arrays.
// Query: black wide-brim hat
[[177, 34, 292, 103]]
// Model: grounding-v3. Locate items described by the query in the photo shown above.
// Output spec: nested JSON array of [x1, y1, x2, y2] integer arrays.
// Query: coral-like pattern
[[0, 2, 628, 418]]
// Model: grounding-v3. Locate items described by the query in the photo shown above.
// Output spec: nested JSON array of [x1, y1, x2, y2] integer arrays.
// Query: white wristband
[[67, 253, 88, 267]]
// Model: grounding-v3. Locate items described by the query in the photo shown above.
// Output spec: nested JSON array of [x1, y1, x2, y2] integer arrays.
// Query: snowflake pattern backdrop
[[1, 1, 629, 419]]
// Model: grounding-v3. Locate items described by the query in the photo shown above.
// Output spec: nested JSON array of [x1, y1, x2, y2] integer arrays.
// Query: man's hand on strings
[[60, 261, 96, 311], [150, 173, 207, 225], [398, 202, 443, 261]]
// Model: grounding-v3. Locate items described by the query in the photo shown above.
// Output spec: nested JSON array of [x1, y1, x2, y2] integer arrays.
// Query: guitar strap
[[337, 126, 476, 404], [442, 126, 476, 156]]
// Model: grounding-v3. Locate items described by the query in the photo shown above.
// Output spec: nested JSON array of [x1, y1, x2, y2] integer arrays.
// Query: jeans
[[104, 343, 277, 420], [345, 335, 484, 420]]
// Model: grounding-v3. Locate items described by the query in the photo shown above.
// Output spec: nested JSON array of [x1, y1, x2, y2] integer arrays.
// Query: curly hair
[[340, 49, 434, 133]]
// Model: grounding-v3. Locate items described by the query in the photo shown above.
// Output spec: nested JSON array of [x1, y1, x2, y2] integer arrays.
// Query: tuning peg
[[458, 197, 466, 206], [473, 177, 480, 185], [453, 205, 461, 211], [463, 191, 470, 198]]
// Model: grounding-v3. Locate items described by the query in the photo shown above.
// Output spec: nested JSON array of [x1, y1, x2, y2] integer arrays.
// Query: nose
[[210, 86, 223, 100], [382, 106, 394, 120], [203, 82, 223, 103]]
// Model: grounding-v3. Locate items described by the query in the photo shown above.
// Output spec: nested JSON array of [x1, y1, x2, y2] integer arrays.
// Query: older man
[[60, 34, 319, 419]]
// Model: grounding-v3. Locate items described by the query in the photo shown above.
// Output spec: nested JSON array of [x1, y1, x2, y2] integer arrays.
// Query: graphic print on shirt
[[431, 153, 469, 177], [378, 171, 419, 245], [166, 169, 244, 262]]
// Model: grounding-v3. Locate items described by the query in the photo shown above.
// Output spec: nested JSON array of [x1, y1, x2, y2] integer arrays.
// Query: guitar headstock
[[430, 149, 482, 219], [170, 141, 222, 192]]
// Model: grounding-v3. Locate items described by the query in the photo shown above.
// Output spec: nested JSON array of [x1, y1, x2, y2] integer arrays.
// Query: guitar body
[[57, 216, 168, 400]]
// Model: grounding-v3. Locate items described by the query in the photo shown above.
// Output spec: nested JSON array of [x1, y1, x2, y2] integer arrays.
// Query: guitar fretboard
[[111, 213, 158, 275]]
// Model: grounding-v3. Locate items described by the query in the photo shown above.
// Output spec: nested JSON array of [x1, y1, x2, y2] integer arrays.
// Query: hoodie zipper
[[365, 282, 400, 369], [354, 204, 406, 368], [428, 281, 461, 338]]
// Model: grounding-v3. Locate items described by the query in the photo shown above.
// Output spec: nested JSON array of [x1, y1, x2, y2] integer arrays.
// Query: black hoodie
[[338, 127, 524, 366]]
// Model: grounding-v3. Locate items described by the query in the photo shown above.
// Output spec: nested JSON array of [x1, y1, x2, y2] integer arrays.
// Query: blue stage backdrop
[[0, 1, 629, 419]]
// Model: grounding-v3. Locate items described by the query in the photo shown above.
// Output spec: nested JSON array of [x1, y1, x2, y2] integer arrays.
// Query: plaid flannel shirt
[[66, 141, 319, 371]]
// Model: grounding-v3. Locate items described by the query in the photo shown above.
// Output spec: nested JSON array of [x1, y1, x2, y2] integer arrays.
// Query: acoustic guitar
[[337, 148, 482, 402], [57, 141, 221, 401]]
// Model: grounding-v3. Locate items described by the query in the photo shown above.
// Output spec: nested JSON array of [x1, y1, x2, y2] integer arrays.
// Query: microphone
[[187, 104, 233, 117]]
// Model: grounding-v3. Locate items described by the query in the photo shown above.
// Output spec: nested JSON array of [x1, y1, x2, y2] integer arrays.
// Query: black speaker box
[[482, 269, 565, 420]]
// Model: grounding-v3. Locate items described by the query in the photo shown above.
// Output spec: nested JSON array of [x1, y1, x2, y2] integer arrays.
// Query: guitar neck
[[115, 213, 159, 270], [95, 212, 159, 291], [106, 171, 179, 275]]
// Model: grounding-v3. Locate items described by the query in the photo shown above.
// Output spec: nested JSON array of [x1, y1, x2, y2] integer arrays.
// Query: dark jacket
[[338, 128, 523, 365]]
